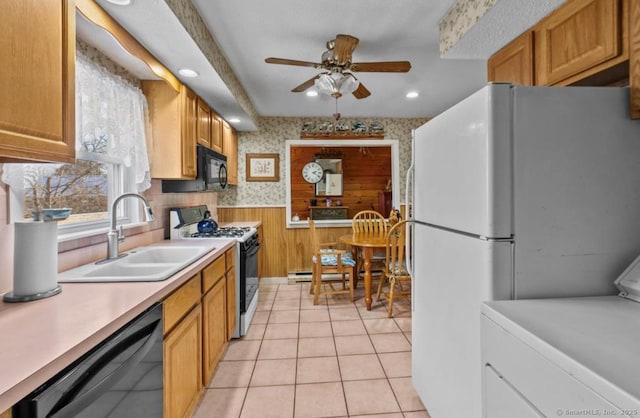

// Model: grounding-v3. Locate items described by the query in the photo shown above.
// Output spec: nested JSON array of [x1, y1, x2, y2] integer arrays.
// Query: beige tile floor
[[192, 281, 431, 418]]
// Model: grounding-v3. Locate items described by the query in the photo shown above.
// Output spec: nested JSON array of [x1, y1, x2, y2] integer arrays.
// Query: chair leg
[[387, 279, 395, 317], [309, 264, 315, 295], [313, 264, 322, 305], [376, 274, 385, 301], [348, 267, 355, 302]]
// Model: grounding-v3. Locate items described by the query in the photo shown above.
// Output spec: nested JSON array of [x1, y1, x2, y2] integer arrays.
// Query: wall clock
[[301, 161, 324, 184]]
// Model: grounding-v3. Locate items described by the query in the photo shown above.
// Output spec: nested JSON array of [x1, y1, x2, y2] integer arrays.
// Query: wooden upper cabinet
[[535, 0, 623, 85], [222, 121, 238, 185], [142, 81, 197, 179], [0, 0, 75, 163], [488, 31, 534, 85], [631, 0, 640, 118], [211, 113, 223, 153], [196, 98, 211, 148]]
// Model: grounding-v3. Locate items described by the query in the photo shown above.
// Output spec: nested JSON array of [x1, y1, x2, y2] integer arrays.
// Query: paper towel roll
[[13, 221, 59, 296]]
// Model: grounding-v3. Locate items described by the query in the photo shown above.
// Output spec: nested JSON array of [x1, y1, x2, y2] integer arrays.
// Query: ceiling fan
[[265, 34, 411, 99]]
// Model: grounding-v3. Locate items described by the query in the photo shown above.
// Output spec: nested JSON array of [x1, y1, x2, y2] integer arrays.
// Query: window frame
[[8, 150, 145, 242]]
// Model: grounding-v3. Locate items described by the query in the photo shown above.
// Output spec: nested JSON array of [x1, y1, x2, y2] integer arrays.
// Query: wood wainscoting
[[217, 207, 351, 278], [218, 205, 406, 279]]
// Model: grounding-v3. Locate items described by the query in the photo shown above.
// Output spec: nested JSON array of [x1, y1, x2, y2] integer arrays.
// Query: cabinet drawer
[[482, 316, 623, 416], [164, 274, 201, 335], [202, 256, 225, 293], [484, 364, 543, 417], [225, 248, 235, 270]]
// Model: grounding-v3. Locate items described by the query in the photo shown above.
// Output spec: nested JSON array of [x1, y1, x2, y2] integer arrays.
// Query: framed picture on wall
[[246, 153, 280, 181]]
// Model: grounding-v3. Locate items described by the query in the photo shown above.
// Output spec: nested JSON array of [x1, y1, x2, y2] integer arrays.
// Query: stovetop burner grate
[[190, 226, 252, 238]]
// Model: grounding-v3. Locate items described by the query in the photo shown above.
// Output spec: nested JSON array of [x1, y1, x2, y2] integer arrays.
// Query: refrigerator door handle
[[407, 129, 416, 312]]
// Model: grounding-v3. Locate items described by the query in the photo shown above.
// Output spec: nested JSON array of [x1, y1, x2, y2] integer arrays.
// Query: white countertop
[[482, 296, 640, 411], [0, 238, 235, 412]]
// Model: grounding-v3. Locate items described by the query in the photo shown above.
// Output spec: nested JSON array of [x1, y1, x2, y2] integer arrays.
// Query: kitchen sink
[[125, 247, 201, 264], [58, 242, 218, 282]]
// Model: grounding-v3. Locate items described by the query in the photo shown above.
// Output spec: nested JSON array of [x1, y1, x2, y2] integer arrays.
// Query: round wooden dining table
[[339, 233, 387, 310]]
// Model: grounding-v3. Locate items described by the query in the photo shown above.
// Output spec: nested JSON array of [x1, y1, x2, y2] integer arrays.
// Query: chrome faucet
[[106, 193, 154, 260]]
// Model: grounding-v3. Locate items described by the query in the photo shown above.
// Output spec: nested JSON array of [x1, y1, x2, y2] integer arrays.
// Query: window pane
[[23, 160, 109, 225]]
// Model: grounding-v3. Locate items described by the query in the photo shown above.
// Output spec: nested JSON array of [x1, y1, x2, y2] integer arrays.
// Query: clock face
[[302, 162, 324, 184]]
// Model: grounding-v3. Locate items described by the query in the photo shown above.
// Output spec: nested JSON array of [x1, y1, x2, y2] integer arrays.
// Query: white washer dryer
[[481, 260, 640, 418]]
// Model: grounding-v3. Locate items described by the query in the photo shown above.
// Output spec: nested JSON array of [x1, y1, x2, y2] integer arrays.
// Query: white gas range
[[170, 205, 260, 338]]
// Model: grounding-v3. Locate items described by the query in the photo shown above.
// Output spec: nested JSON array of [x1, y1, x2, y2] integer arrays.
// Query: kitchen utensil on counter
[[3, 209, 71, 302], [197, 210, 218, 234]]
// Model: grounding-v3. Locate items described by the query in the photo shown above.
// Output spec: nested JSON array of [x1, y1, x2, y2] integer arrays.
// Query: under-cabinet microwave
[[162, 145, 228, 193]]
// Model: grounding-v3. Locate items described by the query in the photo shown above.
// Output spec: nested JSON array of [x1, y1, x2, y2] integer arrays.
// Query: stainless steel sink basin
[[58, 242, 218, 282]]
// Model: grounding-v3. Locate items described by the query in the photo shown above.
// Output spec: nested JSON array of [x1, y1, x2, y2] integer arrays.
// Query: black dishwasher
[[14, 304, 163, 418]]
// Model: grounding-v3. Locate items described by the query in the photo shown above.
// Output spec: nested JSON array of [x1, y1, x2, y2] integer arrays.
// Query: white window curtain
[[2, 49, 152, 192]]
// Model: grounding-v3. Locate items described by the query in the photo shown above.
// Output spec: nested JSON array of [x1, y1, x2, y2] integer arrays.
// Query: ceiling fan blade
[[291, 75, 321, 92], [352, 82, 371, 99], [265, 57, 320, 68], [332, 34, 359, 63], [351, 61, 412, 72]]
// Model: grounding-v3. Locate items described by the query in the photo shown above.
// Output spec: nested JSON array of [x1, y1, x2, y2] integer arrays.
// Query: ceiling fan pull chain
[[333, 97, 341, 121]]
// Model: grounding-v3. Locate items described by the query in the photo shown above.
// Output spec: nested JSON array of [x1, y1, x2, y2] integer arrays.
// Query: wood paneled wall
[[218, 205, 407, 279], [217, 207, 351, 277], [290, 146, 392, 220]]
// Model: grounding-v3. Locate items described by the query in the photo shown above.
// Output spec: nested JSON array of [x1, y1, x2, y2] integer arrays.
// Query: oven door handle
[[246, 242, 261, 257], [49, 319, 162, 418]]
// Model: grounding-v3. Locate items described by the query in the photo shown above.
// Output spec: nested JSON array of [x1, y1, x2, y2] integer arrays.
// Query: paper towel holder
[[3, 209, 70, 303], [3, 286, 62, 303]]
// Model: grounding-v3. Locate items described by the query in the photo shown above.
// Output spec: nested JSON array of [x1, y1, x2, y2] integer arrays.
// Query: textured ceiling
[[87, 0, 562, 130], [441, 0, 565, 58]]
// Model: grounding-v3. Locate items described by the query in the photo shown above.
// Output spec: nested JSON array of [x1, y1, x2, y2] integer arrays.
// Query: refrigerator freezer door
[[412, 224, 512, 418], [413, 83, 512, 239], [511, 86, 640, 298]]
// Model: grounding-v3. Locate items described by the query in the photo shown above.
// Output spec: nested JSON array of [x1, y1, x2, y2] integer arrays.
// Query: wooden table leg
[[363, 247, 373, 310]]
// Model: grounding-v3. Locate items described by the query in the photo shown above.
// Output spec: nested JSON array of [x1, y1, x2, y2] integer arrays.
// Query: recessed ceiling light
[[306, 90, 318, 97], [229, 118, 241, 123], [178, 68, 199, 78], [105, 0, 132, 5], [406, 91, 419, 99]]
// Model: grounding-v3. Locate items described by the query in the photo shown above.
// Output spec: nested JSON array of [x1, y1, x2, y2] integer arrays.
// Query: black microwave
[[162, 145, 228, 193]]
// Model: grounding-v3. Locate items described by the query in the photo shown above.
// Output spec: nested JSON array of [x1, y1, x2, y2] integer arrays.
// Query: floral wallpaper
[[217, 116, 429, 207], [163, 0, 259, 125], [439, 0, 497, 55]]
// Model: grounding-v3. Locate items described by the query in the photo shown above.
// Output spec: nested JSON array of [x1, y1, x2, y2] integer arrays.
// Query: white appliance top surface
[[482, 297, 640, 408]]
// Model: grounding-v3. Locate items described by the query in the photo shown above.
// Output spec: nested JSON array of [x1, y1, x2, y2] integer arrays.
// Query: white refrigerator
[[408, 84, 640, 418]]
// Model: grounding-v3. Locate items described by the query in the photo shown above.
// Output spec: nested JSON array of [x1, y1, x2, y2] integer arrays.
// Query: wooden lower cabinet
[[163, 248, 237, 417], [164, 304, 202, 418], [226, 266, 236, 340], [202, 278, 227, 384]]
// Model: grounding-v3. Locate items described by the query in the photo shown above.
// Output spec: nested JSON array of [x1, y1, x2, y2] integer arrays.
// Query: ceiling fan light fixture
[[314, 72, 359, 98], [306, 90, 318, 97], [178, 68, 199, 78]]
